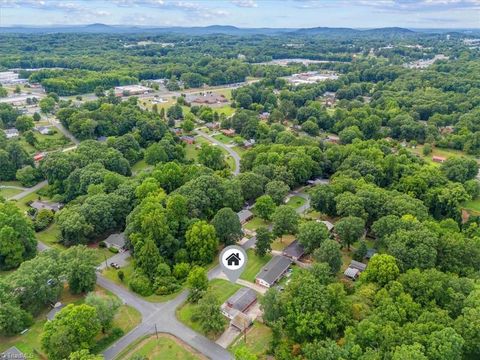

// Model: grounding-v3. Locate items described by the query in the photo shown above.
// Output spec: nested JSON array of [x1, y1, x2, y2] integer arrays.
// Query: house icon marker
[[226, 253, 241, 266]]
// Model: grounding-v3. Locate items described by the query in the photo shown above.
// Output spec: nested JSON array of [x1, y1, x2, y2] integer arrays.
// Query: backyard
[[240, 249, 272, 283], [230, 321, 272, 359]]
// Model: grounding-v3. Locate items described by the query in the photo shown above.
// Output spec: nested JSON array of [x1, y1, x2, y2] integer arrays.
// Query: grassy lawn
[[0, 187, 23, 199], [285, 195, 306, 209], [35, 223, 63, 249], [230, 321, 272, 359], [116, 334, 204, 360], [410, 145, 478, 165], [240, 249, 272, 283], [131, 159, 151, 173], [232, 146, 246, 155], [10, 189, 50, 213], [462, 197, 480, 213], [113, 305, 142, 334], [212, 134, 233, 144], [271, 234, 296, 251], [176, 279, 240, 339], [215, 105, 235, 117], [102, 259, 182, 302], [0, 180, 23, 187], [243, 217, 270, 231]]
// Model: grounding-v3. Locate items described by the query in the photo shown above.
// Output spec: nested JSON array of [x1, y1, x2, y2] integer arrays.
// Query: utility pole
[[104, 253, 108, 269], [155, 324, 159, 340]]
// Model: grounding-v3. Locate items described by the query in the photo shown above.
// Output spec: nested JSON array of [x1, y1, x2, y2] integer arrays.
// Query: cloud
[[231, 0, 258, 7], [292, 0, 480, 11], [1, 0, 111, 16]]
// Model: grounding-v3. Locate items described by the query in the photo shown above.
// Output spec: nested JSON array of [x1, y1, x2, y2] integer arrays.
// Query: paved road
[[8, 180, 48, 201], [195, 129, 241, 176], [0, 185, 27, 191], [47, 117, 80, 145]]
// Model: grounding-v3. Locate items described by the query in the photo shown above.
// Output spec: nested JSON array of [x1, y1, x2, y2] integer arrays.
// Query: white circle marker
[[219, 245, 248, 283]]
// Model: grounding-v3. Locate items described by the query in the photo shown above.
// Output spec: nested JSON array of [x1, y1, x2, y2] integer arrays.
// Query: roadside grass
[[232, 146, 246, 155], [271, 234, 295, 251], [102, 259, 183, 302], [0, 180, 23, 187], [176, 279, 240, 339], [243, 217, 270, 231], [285, 195, 306, 209], [116, 334, 204, 360], [230, 321, 272, 359], [212, 134, 233, 144], [0, 187, 23, 199], [240, 249, 272, 283], [35, 223, 63, 249]]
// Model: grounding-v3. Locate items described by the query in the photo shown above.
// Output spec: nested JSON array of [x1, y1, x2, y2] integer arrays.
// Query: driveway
[[8, 180, 48, 201], [195, 129, 241, 175]]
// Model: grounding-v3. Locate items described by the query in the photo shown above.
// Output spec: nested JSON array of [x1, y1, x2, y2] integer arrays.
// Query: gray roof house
[[256, 256, 292, 288], [1, 346, 26, 360], [237, 209, 254, 224], [282, 240, 305, 261], [350, 260, 367, 272], [35, 126, 52, 135], [29, 200, 63, 212], [221, 287, 257, 320], [104, 233, 126, 249], [4, 128, 19, 139]]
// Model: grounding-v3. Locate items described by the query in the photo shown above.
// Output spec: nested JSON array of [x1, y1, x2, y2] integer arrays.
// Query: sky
[[1, 0, 479, 29]]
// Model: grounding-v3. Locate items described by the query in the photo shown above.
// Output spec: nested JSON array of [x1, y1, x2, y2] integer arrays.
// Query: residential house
[[1, 347, 26, 360], [307, 178, 330, 186], [243, 139, 255, 148], [344, 260, 367, 281], [325, 135, 340, 144], [221, 128, 236, 137], [205, 122, 220, 130], [172, 128, 182, 135], [4, 128, 19, 139], [259, 112, 270, 121], [255, 256, 292, 288], [432, 156, 447, 163], [350, 260, 367, 272], [35, 126, 52, 135], [104, 233, 126, 250], [29, 200, 63, 213], [237, 209, 253, 224], [221, 287, 257, 319], [180, 136, 195, 145], [282, 240, 305, 261]]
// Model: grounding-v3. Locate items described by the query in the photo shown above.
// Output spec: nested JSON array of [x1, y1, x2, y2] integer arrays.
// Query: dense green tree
[[272, 205, 299, 240], [186, 221, 218, 265], [297, 221, 329, 253], [187, 266, 208, 302], [335, 216, 365, 250], [198, 144, 226, 171], [193, 291, 225, 335], [313, 239, 342, 274], [84, 293, 121, 333], [211, 207, 243, 245], [255, 226, 272, 257], [255, 195, 276, 220], [265, 180, 289, 205], [362, 254, 399, 286]]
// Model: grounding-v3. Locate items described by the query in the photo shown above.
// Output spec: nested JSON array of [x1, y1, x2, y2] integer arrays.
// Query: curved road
[[195, 129, 241, 175]]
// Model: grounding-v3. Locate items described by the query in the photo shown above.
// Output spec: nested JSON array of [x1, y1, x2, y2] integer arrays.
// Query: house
[[172, 128, 182, 135], [243, 139, 255, 148], [104, 233, 126, 250], [189, 92, 228, 105], [316, 220, 334, 232], [29, 200, 63, 212], [237, 209, 254, 224], [256, 256, 292, 288], [4, 128, 19, 139], [221, 287, 257, 319], [307, 178, 330, 186], [325, 135, 340, 144], [47, 302, 65, 321], [231, 312, 253, 331], [350, 260, 367, 272], [33, 152, 45, 162], [1, 346, 26, 360], [432, 156, 446, 163], [35, 126, 52, 135], [259, 112, 270, 120], [226, 253, 241, 266], [282, 240, 305, 261], [205, 122, 220, 130], [344, 267, 360, 280], [180, 136, 195, 145], [439, 126, 454, 135], [221, 128, 236, 137]]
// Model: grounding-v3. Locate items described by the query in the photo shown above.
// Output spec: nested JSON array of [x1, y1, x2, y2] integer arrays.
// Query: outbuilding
[[237, 209, 254, 224]]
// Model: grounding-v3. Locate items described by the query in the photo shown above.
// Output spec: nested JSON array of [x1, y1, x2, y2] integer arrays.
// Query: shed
[[237, 209, 254, 224], [221, 129, 236, 137], [1, 346, 26, 360], [432, 156, 446, 163], [255, 256, 292, 288], [282, 240, 305, 261], [104, 233, 126, 250], [365, 248, 377, 260], [317, 220, 334, 232]]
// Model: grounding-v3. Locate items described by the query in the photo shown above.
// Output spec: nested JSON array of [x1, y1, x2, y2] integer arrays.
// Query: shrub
[[34, 209, 54, 232], [129, 271, 153, 296], [108, 247, 119, 254], [98, 241, 107, 248]]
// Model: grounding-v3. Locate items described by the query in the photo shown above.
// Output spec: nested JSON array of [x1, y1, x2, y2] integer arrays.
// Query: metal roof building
[[255, 256, 292, 288]]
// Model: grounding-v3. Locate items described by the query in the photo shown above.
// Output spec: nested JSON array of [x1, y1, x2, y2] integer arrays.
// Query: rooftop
[[237, 209, 253, 223], [104, 233, 126, 248], [350, 260, 367, 271], [283, 240, 305, 259], [30, 200, 63, 212], [1, 346, 26, 360], [256, 255, 292, 286], [226, 287, 257, 313]]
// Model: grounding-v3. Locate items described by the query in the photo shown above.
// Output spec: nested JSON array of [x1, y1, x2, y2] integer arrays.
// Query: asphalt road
[[195, 129, 241, 176], [7, 180, 48, 201]]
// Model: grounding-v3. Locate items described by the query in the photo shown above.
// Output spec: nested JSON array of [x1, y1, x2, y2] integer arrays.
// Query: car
[[110, 262, 120, 269]]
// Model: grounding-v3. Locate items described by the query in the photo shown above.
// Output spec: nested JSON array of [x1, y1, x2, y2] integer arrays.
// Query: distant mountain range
[[0, 24, 478, 36]]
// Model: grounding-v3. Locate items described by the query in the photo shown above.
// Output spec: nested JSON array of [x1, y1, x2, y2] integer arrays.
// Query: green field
[[230, 321, 272, 359], [212, 133, 233, 144], [410, 144, 478, 166], [462, 198, 480, 213], [0, 187, 23, 199], [176, 279, 240, 338], [285, 195, 306, 209], [243, 217, 270, 231], [131, 159, 151, 173], [240, 249, 272, 283], [117, 335, 202, 360]]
